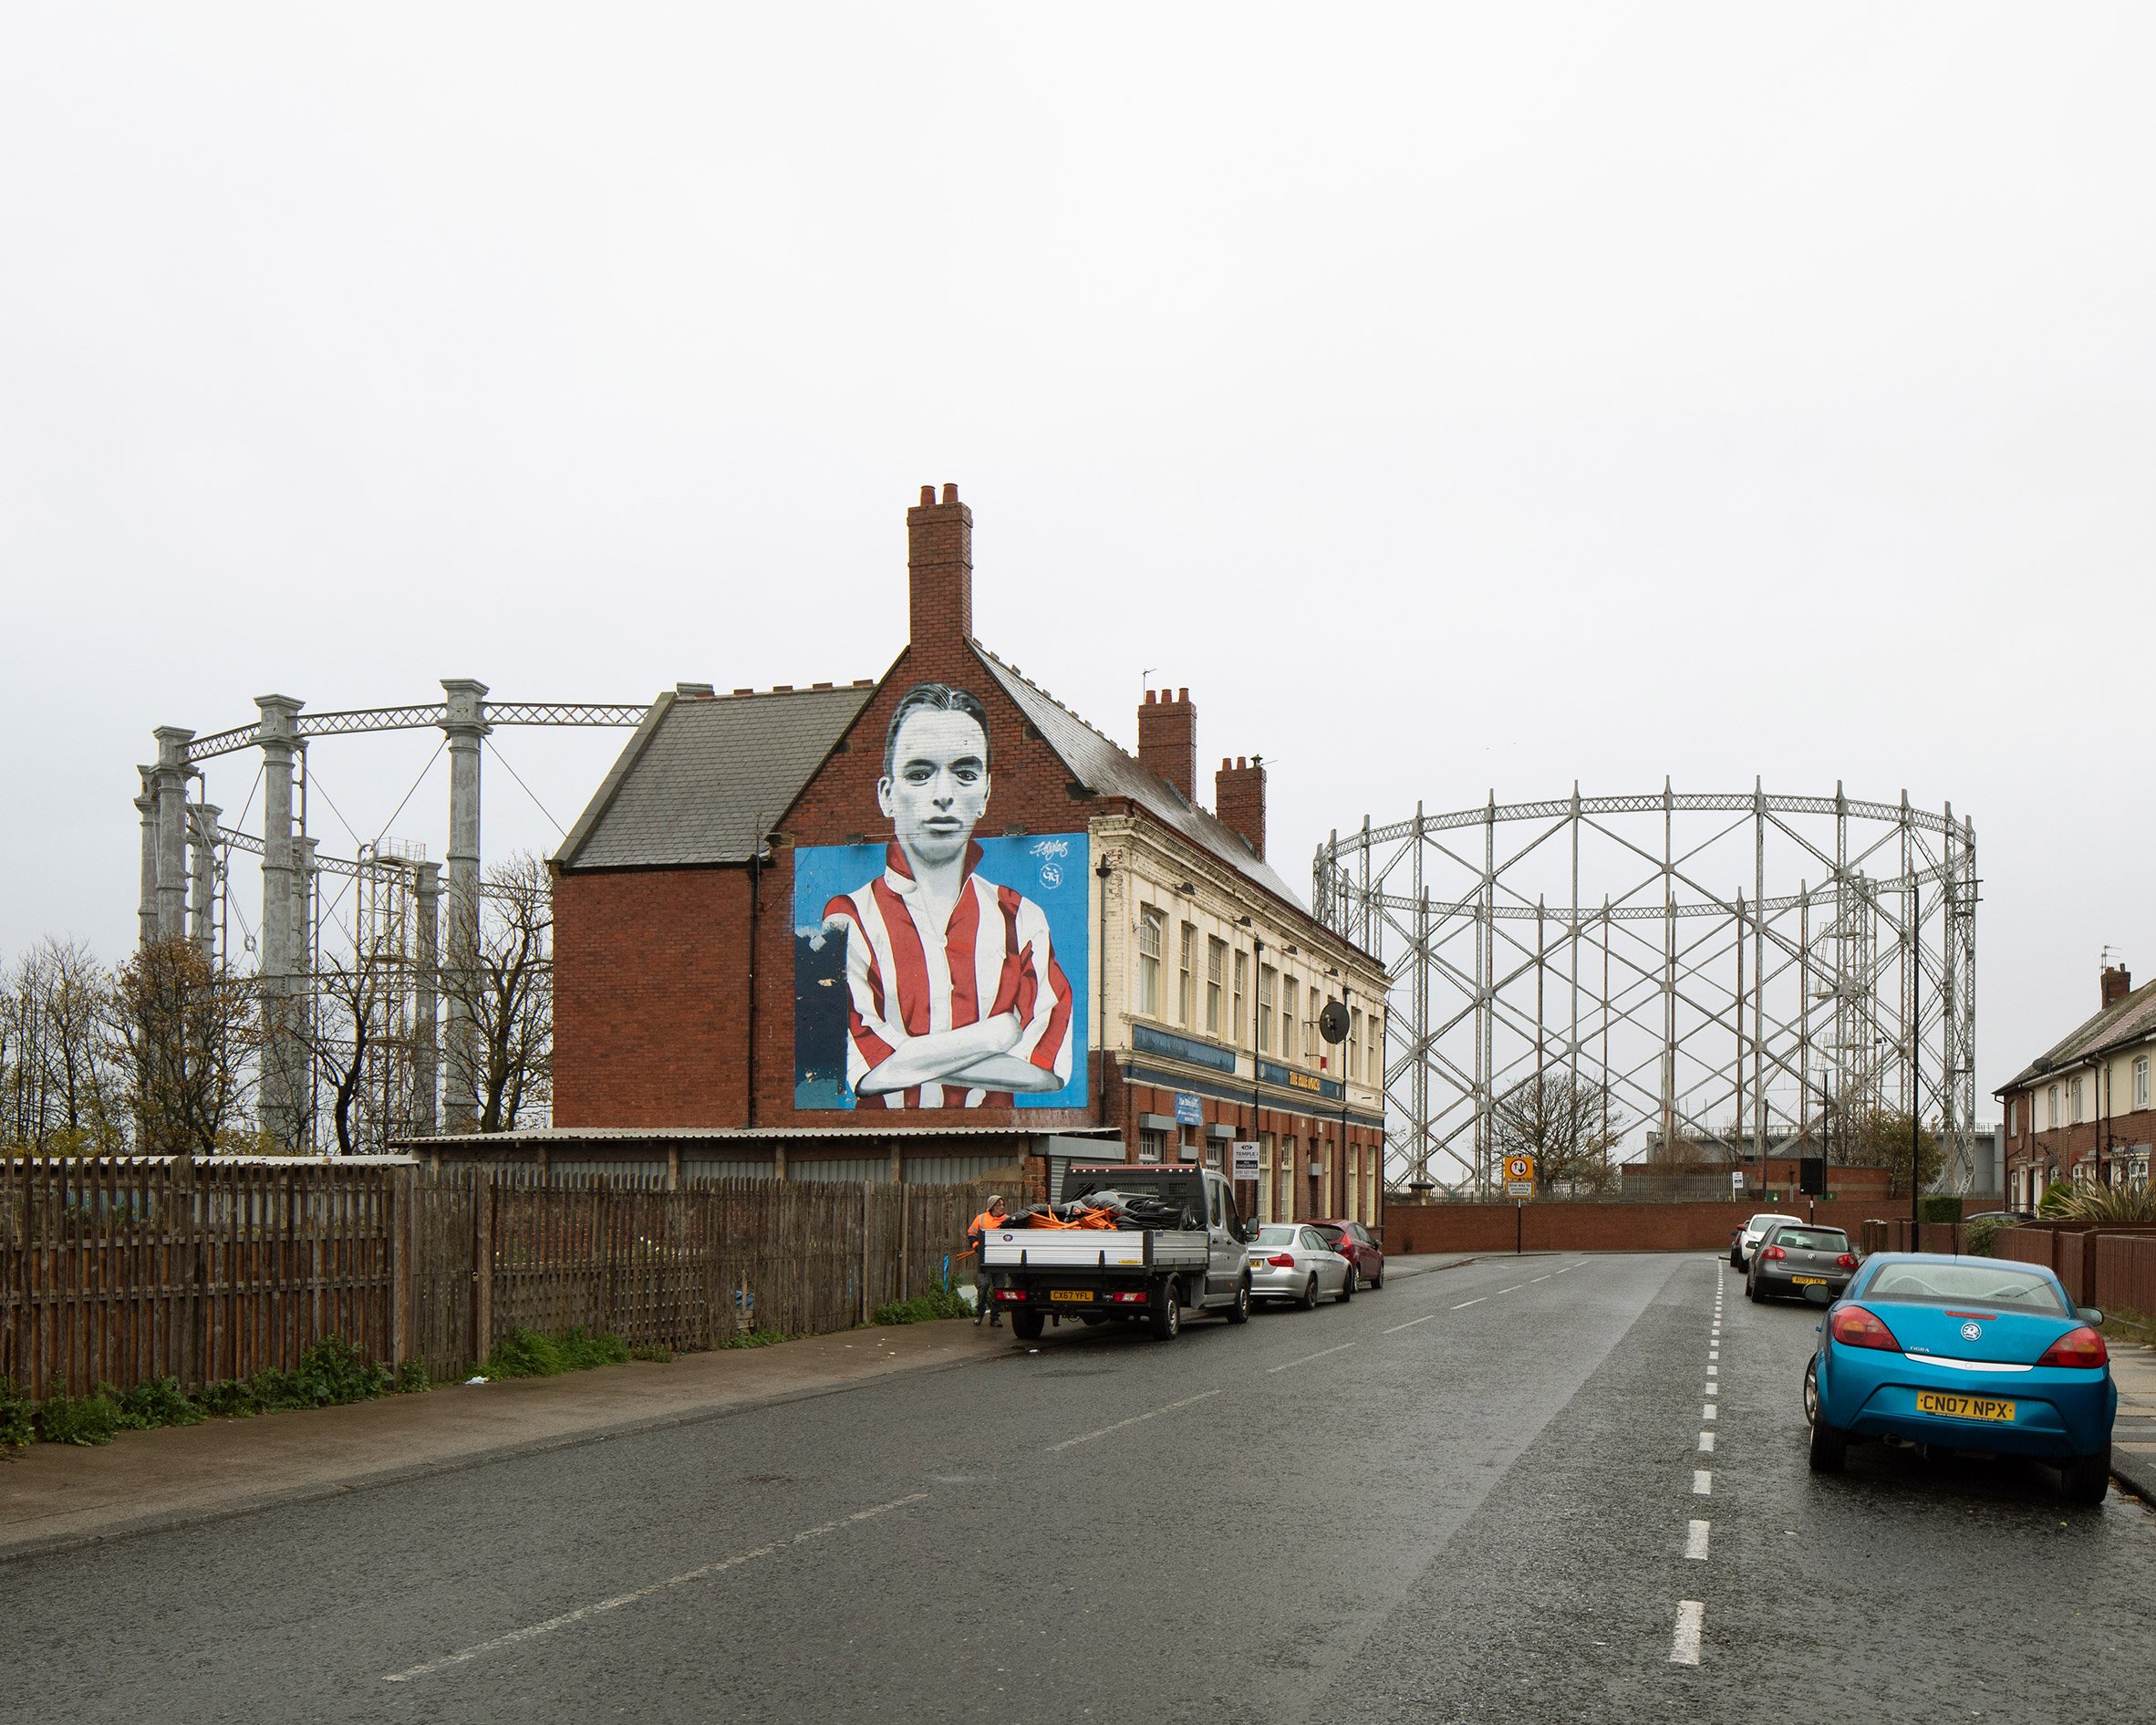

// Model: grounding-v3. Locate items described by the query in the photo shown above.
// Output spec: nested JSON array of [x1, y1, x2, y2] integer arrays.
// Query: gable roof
[[1996, 975, 2156, 1095], [556, 684, 875, 869], [970, 646, 1301, 908]]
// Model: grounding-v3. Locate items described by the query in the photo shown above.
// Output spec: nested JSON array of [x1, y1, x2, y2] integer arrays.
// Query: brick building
[[1996, 962, 2156, 1208], [526, 485, 1388, 1219]]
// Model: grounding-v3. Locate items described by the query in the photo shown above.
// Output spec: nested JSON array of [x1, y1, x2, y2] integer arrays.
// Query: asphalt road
[[8, 1253, 2154, 1724]]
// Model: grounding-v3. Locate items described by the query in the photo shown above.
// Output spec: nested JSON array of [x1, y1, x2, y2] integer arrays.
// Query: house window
[[2007, 1097, 2017, 1137], [1178, 922, 1197, 1026], [1232, 950, 1247, 1040], [1137, 1129, 1165, 1163], [2136, 1055, 2150, 1113], [1278, 973, 1296, 1055], [1259, 965, 1276, 1050], [2070, 1076, 2085, 1125], [1206, 937, 1227, 1035], [1348, 1146, 1361, 1221], [1348, 1008, 1363, 1079], [1137, 908, 1163, 1016], [2047, 1085, 2059, 1129], [1369, 1013, 1383, 1084]]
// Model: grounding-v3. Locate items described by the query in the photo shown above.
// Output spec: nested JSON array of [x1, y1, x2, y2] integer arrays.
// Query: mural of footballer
[[814, 681, 1075, 1107]]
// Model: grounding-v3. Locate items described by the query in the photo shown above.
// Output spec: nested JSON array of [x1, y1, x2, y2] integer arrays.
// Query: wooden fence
[[3, 1158, 997, 1398]]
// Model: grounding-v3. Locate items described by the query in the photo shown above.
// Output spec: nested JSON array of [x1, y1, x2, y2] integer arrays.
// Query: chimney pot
[[1177, 687, 1188, 702], [2102, 964, 2132, 1009], [942, 482, 959, 504], [919, 484, 935, 505]]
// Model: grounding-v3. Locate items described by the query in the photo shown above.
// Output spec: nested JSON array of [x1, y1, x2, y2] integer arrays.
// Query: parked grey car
[[1747, 1221, 1858, 1303], [1246, 1223, 1354, 1308], [1730, 1211, 1802, 1270]]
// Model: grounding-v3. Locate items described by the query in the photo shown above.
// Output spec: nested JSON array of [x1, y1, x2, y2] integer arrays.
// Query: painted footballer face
[[877, 707, 990, 869]]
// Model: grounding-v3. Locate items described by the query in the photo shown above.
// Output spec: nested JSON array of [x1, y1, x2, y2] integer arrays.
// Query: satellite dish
[[1319, 999, 1350, 1044]]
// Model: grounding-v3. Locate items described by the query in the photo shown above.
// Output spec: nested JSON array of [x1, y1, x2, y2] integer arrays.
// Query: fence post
[[471, 1167, 493, 1367], [388, 1163, 415, 1371], [860, 1182, 872, 1326]]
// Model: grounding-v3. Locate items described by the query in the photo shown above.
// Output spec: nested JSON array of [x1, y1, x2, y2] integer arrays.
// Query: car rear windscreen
[[1769, 1230, 1847, 1252], [1864, 1262, 2068, 1315]]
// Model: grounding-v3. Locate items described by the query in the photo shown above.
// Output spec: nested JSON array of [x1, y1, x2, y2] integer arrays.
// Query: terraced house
[[1995, 963, 2156, 1208]]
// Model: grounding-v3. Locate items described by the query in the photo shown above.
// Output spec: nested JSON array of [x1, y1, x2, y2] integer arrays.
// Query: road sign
[[1231, 1139, 1260, 1179], [1731, 1169, 1746, 1194], [1503, 1155, 1535, 1183], [1505, 1180, 1533, 1198]]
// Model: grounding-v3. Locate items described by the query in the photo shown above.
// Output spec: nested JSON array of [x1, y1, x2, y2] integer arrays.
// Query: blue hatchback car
[[1803, 1252, 2117, 1503]]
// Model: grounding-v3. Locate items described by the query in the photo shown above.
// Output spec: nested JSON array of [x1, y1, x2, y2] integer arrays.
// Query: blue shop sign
[[1174, 1092, 1204, 1126], [1259, 1059, 1342, 1102]]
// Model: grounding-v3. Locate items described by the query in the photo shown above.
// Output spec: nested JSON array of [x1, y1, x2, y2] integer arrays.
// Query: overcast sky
[[4, 5, 2151, 1119]]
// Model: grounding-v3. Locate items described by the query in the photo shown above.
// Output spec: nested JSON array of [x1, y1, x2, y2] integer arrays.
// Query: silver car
[[1730, 1211, 1801, 1270], [1246, 1223, 1354, 1309]]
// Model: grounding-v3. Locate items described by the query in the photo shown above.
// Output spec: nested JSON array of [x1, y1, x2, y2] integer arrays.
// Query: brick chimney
[[1216, 754, 1266, 860], [1138, 687, 1197, 803], [2102, 963, 2132, 1009], [907, 483, 971, 649]]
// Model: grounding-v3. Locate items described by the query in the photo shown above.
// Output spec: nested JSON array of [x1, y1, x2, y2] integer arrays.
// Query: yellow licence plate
[[1790, 1275, 1826, 1285], [1049, 1289, 1094, 1303], [1915, 1390, 2016, 1423]]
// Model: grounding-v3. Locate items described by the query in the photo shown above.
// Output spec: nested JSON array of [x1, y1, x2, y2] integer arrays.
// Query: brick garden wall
[[1382, 1199, 1884, 1255]]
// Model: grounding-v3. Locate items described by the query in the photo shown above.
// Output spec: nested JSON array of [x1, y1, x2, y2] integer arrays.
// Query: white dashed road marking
[[383, 1491, 929, 1682], [1268, 1343, 1356, 1375], [1698, 1430, 1715, 1453], [1048, 1388, 1223, 1452], [1452, 1297, 1486, 1310], [1381, 1315, 1433, 1335], [1705, 1384, 1717, 1398], [1530, 1274, 1551, 1283], [1684, 1520, 1711, 1561], [1702, 1404, 1715, 1421], [1692, 1470, 1713, 1495], [1498, 1284, 1526, 1294], [1670, 1600, 1705, 1665]]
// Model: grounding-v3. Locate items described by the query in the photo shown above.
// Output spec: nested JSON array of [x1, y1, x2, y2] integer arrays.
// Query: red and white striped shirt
[[824, 843, 1075, 1108]]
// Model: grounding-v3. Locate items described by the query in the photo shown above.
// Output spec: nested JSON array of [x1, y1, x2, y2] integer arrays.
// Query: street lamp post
[[1910, 884, 1923, 1252]]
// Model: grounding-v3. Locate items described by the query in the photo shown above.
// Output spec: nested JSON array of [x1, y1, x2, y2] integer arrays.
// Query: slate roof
[[556, 684, 874, 869], [556, 645, 1310, 926], [971, 647, 1301, 908], [1995, 975, 2156, 1095]]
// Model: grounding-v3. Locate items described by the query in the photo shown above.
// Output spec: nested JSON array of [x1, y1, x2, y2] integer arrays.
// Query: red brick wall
[[1136, 689, 1196, 803], [1215, 757, 1265, 860], [553, 868, 751, 1127], [1381, 1199, 1885, 1255]]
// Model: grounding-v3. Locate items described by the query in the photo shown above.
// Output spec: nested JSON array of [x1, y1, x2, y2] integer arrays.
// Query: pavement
[[0, 1251, 1482, 1564], [2106, 1335, 2156, 1506]]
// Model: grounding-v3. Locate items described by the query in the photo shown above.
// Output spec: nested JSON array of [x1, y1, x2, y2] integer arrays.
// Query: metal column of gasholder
[[152, 727, 193, 941], [440, 678, 489, 1134], [135, 767, 159, 949], [189, 801, 221, 960], [256, 694, 303, 1149], [412, 859, 441, 1138]]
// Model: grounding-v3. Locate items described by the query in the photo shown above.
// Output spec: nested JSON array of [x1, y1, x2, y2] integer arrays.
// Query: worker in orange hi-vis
[[967, 1195, 1009, 1328]]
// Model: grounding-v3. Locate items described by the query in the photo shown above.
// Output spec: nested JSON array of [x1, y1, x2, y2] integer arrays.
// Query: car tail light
[[1761, 1245, 1787, 1262], [1267, 1252, 1297, 1267], [1836, 1254, 1858, 1270], [1829, 1304, 1900, 1351], [1109, 1290, 1147, 1304], [994, 1288, 1026, 1301], [2037, 1326, 2108, 1369]]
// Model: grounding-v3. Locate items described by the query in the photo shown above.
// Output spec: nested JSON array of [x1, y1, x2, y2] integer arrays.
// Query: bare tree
[[445, 853, 553, 1134], [1491, 1073, 1626, 1194], [2, 939, 128, 1153], [301, 951, 392, 1155], [104, 938, 257, 1157], [1838, 1107, 1943, 1198]]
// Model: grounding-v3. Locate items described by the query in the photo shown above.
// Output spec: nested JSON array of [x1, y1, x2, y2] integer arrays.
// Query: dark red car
[[1307, 1219, 1384, 1289]]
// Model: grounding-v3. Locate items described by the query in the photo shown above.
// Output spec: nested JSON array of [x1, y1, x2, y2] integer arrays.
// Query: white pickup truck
[[979, 1163, 1255, 1341]]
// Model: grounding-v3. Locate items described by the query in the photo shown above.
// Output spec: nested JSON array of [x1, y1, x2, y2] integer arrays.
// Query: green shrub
[[2037, 1179, 2078, 1217], [1964, 1215, 2011, 1258], [0, 1378, 35, 1452], [871, 1286, 972, 1325], [395, 1359, 431, 1393], [193, 1377, 261, 1418], [719, 1327, 791, 1349], [628, 1345, 673, 1363], [36, 1391, 122, 1447], [117, 1377, 202, 1430], [1916, 1195, 1964, 1224], [479, 1325, 632, 1379]]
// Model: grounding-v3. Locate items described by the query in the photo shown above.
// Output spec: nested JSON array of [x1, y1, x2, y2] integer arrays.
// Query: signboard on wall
[[1231, 1139, 1260, 1179], [789, 679, 1090, 1112], [1174, 1092, 1203, 1126]]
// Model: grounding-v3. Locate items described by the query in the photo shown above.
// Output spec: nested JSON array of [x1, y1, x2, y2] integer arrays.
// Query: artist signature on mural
[[1031, 837, 1071, 888]]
